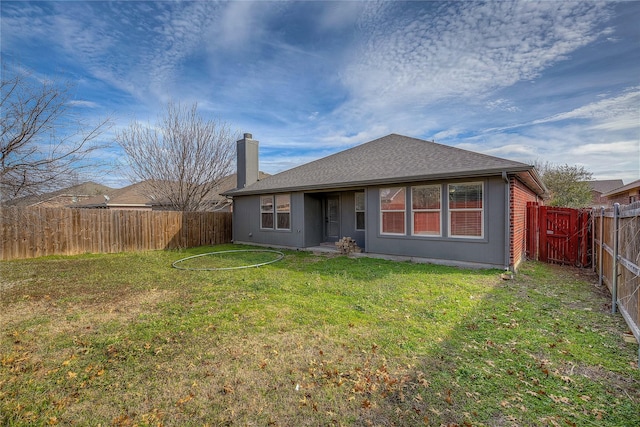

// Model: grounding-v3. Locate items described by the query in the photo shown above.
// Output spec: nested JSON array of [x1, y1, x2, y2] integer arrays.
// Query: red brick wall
[[607, 189, 640, 206], [510, 177, 540, 270]]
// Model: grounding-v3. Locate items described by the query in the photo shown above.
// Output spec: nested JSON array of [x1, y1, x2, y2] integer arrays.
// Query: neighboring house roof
[[76, 173, 270, 209], [225, 134, 546, 196], [76, 181, 155, 208], [587, 180, 624, 194], [602, 179, 640, 197], [208, 172, 271, 201], [3, 182, 114, 207]]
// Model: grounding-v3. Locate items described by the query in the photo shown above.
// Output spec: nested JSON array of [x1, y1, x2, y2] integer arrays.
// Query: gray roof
[[4, 182, 113, 207], [588, 180, 624, 194], [76, 173, 271, 208], [602, 179, 640, 197], [226, 134, 543, 196]]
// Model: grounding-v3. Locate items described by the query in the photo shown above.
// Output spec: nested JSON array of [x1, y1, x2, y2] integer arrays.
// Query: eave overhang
[[224, 165, 548, 198]]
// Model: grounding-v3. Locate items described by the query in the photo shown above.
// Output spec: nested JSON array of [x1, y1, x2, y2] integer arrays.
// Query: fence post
[[598, 207, 604, 287], [611, 203, 619, 314], [591, 208, 595, 272]]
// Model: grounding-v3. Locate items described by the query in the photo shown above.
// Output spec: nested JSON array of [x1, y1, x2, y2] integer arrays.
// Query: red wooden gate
[[526, 203, 591, 267]]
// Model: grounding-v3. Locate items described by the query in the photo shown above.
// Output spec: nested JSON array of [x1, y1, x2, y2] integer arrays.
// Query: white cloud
[[568, 141, 638, 155], [481, 144, 538, 158], [210, 1, 263, 50], [69, 100, 99, 109], [530, 87, 640, 127], [341, 1, 611, 111], [484, 87, 640, 137], [317, 2, 363, 31], [485, 99, 520, 113]]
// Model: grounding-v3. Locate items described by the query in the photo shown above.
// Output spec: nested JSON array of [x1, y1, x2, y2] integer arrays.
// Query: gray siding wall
[[303, 194, 323, 247], [364, 177, 507, 268], [337, 191, 366, 249], [232, 193, 304, 248], [232, 176, 508, 268]]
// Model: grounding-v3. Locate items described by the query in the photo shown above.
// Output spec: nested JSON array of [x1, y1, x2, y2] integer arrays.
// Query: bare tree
[[0, 66, 112, 202], [116, 101, 236, 212]]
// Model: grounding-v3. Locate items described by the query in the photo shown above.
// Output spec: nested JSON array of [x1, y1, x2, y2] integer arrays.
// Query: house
[[224, 133, 547, 270], [3, 182, 113, 208], [587, 180, 624, 206], [75, 174, 268, 211], [75, 181, 157, 210], [602, 179, 640, 206]]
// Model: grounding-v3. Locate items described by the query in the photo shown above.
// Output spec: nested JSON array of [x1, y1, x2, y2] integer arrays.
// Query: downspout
[[502, 171, 511, 271], [230, 197, 236, 243]]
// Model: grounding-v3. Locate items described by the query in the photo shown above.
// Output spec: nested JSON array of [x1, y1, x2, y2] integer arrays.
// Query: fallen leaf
[[176, 393, 194, 406], [445, 389, 453, 405]]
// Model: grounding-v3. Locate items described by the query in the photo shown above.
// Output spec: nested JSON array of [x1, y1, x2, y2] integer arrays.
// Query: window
[[260, 196, 274, 229], [276, 194, 291, 230], [355, 192, 365, 230], [380, 187, 405, 234], [411, 185, 441, 236], [448, 182, 483, 238]]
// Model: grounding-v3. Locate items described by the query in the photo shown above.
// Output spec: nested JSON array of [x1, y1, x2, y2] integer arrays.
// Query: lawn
[[1, 244, 638, 426]]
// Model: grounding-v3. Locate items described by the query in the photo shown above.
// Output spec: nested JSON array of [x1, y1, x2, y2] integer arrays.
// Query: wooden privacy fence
[[593, 202, 640, 347], [526, 203, 592, 267], [0, 207, 232, 260]]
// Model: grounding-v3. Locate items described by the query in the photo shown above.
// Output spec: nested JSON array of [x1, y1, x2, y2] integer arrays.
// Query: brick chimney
[[236, 133, 259, 189]]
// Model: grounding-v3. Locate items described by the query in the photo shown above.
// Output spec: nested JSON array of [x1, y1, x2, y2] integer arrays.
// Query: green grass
[[1, 244, 638, 426]]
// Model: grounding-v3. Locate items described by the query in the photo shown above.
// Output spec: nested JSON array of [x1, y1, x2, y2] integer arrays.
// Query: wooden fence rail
[[0, 207, 232, 260], [593, 202, 640, 358]]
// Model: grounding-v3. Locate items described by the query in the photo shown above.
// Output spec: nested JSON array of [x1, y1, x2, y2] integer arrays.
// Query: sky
[[2, 0, 639, 188]]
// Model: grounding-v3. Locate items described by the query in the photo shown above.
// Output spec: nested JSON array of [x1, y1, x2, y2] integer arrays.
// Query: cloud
[[69, 100, 99, 109], [317, 2, 364, 32], [485, 99, 521, 113], [481, 144, 538, 158], [530, 87, 639, 127], [485, 86, 640, 133], [207, 1, 264, 51], [341, 2, 612, 109], [568, 141, 638, 155]]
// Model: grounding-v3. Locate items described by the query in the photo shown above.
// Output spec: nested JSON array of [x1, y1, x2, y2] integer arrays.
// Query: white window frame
[[448, 182, 484, 239], [275, 194, 291, 231], [379, 187, 406, 235], [411, 184, 441, 237], [355, 191, 365, 231], [260, 195, 274, 229]]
